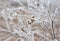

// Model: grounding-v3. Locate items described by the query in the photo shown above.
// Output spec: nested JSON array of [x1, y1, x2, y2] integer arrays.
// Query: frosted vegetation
[[0, 0, 60, 41]]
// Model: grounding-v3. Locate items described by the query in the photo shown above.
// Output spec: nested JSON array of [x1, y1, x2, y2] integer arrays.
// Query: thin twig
[[52, 20, 55, 39]]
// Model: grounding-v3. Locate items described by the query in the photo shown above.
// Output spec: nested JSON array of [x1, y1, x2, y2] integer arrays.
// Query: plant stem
[[52, 20, 55, 39]]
